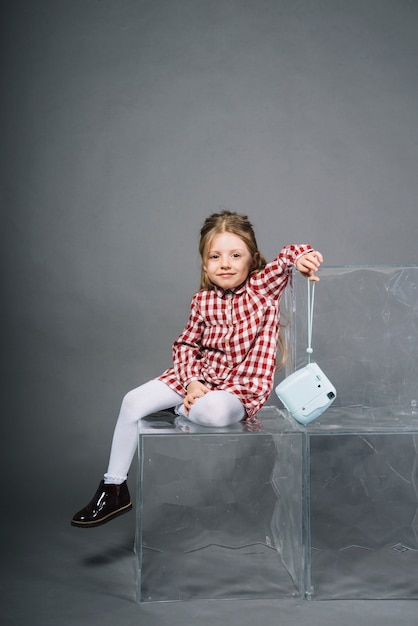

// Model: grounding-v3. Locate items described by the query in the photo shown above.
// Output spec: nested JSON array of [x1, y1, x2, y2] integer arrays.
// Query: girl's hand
[[183, 380, 210, 415], [296, 250, 323, 281]]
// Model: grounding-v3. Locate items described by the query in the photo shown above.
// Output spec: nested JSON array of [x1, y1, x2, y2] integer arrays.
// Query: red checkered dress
[[158, 244, 312, 419]]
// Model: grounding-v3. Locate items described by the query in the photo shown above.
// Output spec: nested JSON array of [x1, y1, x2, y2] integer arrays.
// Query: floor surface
[[3, 502, 418, 626]]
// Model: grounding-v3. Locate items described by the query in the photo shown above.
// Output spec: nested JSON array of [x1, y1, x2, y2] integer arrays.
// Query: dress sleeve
[[172, 293, 205, 389], [251, 243, 313, 299]]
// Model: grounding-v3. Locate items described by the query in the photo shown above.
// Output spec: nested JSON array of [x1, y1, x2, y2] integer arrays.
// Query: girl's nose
[[220, 257, 231, 268]]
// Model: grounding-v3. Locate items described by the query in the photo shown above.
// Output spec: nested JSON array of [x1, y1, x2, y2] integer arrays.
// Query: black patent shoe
[[71, 480, 132, 528]]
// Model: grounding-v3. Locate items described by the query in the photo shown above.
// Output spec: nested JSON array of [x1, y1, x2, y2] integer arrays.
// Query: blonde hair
[[198, 210, 286, 369]]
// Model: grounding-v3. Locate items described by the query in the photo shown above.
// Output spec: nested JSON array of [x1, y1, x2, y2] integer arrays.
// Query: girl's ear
[[252, 252, 259, 269]]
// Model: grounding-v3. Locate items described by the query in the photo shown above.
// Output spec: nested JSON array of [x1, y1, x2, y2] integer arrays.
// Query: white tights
[[104, 380, 245, 484]]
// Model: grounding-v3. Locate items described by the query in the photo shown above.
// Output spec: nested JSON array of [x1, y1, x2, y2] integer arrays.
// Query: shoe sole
[[71, 502, 133, 528]]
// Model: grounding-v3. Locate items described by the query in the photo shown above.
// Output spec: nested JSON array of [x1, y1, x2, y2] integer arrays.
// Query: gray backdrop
[[2, 0, 418, 509]]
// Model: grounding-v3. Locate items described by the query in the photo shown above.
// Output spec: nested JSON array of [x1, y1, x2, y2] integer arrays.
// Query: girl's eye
[[209, 254, 219, 259], [232, 253, 241, 258]]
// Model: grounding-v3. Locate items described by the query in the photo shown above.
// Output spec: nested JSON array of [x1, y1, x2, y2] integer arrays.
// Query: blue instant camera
[[275, 362, 336, 425]]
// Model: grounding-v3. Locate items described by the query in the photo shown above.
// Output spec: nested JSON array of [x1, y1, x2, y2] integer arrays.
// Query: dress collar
[[214, 280, 248, 299]]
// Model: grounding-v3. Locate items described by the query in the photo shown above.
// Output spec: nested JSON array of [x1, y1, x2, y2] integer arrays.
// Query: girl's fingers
[[184, 386, 210, 414]]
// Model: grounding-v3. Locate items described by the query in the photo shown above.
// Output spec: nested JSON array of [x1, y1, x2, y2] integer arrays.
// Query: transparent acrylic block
[[135, 407, 305, 602], [281, 266, 418, 599], [307, 430, 418, 599], [282, 266, 418, 425]]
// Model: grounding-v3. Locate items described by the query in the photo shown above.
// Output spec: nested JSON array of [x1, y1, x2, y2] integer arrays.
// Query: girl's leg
[[105, 380, 183, 483], [178, 390, 245, 427], [71, 380, 182, 528]]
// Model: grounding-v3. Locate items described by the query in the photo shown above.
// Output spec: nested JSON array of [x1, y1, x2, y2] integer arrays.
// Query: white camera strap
[[306, 279, 315, 364]]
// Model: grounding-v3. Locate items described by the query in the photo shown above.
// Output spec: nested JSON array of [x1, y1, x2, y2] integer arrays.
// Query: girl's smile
[[203, 232, 256, 290]]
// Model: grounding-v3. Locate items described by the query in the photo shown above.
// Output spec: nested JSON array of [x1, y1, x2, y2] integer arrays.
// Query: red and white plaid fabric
[[158, 244, 312, 419]]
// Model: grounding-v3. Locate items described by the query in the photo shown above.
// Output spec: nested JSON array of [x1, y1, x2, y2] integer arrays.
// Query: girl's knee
[[119, 388, 145, 424], [188, 392, 244, 427], [121, 389, 138, 410]]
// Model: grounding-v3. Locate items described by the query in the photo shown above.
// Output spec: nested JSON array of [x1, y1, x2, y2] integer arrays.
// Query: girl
[[72, 211, 322, 528]]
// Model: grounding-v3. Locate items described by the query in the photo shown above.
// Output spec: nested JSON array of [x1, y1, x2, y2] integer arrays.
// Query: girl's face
[[203, 231, 256, 290]]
